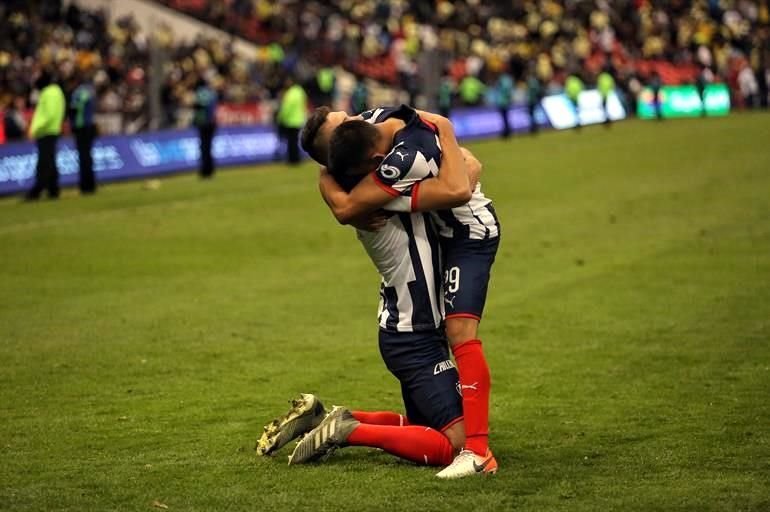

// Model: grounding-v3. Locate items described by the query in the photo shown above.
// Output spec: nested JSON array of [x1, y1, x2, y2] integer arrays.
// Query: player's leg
[[289, 405, 456, 466], [287, 380, 457, 466], [345, 331, 464, 465], [351, 410, 410, 426], [290, 377, 457, 466], [440, 236, 499, 471], [290, 331, 464, 466]]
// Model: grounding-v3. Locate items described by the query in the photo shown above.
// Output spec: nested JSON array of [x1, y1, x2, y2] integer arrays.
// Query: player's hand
[[319, 166, 329, 176], [417, 110, 454, 134], [350, 210, 389, 232], [460, 147, 483, 188]]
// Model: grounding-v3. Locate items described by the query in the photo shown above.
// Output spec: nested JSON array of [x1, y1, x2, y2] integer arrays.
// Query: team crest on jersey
[[380, 164, 402, 180]]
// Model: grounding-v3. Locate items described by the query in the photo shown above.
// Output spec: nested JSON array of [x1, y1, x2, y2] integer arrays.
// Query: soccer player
[[258, 110, 494, 477], [314, 105, 500, 479]]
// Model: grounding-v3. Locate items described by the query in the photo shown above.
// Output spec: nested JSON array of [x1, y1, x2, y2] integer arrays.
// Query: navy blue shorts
[[378, 329, 463, 431], [441, 236, 500, 321]]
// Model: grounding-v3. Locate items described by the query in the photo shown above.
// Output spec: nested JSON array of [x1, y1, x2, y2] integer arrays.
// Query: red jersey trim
[[371, 172, 400, 197], [421, 118, 438, 133], [410, 181, 421, 211], [445, 313, 482, 321]]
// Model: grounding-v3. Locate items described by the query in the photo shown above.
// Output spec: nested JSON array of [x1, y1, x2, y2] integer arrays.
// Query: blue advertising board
[[0, 105, 553, 196], [0, 125, 280, 195], [449, 105, 549, 138]]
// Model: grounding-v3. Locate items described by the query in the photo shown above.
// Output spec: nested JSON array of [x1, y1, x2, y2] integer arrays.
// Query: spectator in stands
[[276, 76, 307, 165], [493, 71, 514, 138], [737, 58, 760, 108], [3, 97, 27, 142], [70, 73, 98, 194], [193, 77, 218, 179], [25, 71, 65, 201], [160, 77, 177, 129], [3, 0, 769, 148]]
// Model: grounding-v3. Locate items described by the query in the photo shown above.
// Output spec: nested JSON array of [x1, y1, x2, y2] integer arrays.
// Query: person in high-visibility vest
[[26, 71, 65, 200], [565, 73, 585, 129], [276, 76, 308, 165], [597, 67, 616, 125]]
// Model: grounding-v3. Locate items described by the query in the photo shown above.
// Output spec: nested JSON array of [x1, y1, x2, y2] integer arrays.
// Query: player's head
[[301, 107, 355, 167], [327, 119, 383, 191]]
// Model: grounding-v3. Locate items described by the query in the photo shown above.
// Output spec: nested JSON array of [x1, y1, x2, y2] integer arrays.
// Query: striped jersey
[[360, 105, 500, 241], [356, 212, 443, 332], [348, 106, 442, 332]]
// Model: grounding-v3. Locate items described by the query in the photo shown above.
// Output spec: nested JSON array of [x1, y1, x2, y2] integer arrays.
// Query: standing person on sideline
[[458, 73, 486, 106], [276, 76, 308, 165], [649, 71, 664, 120], [350, 75, 369, 114], [494, 71, 514, 137], [597, 66, 616, 126], [526, 67, 544, 134], [438, 72, 454, 118], [565, 72, 585, 129], [193, 78, 218, 178], [25, 71, 65, 201], [316, 66, 336, 107], [70, 73, 98, 194]]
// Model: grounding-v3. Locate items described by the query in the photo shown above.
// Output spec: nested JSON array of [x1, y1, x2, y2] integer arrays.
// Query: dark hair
[[301, 106, 331, 165], [328, 120, 381, 190], [35, 71, 53, 89]]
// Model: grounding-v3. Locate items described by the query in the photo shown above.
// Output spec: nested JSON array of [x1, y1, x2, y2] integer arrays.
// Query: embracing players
[[258, 107, 474, 475], [258, 104, 499, 479]]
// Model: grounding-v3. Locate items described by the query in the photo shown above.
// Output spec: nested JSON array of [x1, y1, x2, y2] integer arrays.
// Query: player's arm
[[416, 108, 483, 188], [408, 113, 472, 211], [460, 147, 483, 189], [318, 167, 393, 226]]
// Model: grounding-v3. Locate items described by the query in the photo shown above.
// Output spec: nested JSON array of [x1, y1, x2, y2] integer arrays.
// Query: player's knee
[[445, 317, 479, 346], [443, 421, 466, 453]]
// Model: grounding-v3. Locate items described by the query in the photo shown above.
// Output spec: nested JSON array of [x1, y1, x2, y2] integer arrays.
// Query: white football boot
[[436, 449, 498, 479]]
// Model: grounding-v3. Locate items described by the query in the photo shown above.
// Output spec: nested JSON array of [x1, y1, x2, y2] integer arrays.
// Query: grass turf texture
[[1, 114, 769, 511]]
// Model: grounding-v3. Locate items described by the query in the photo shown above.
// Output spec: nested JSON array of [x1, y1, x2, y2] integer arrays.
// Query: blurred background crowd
[[1, 0, 769, 142]]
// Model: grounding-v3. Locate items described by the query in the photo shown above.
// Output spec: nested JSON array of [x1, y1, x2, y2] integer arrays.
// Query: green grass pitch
[[1, 114, 769, 511]]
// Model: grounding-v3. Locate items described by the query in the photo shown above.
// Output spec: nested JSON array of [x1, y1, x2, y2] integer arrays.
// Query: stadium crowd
[[2, 0, 769, 142], [162, 0, 770, 105]]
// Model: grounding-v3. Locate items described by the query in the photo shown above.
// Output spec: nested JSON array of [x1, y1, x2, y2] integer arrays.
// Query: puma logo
[[395, 150, 408, 161]]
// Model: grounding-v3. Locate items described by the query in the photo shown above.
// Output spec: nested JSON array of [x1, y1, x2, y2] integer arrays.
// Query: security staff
[[276, 76, 307, 165], [26, 71, 65, 200], [193, 78, 218, 178]]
